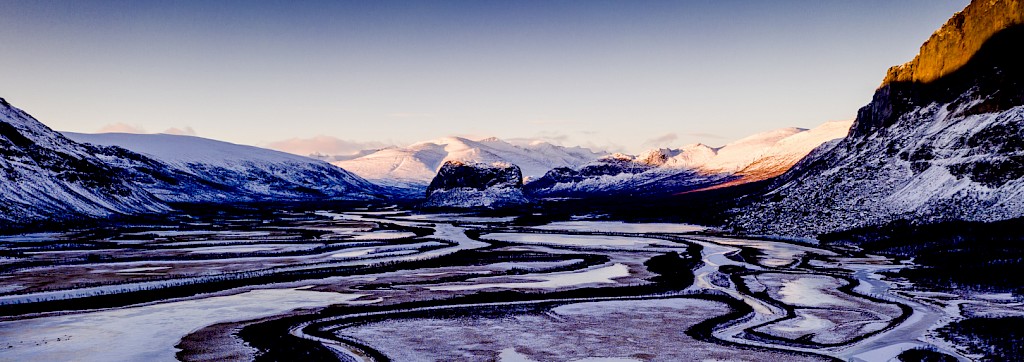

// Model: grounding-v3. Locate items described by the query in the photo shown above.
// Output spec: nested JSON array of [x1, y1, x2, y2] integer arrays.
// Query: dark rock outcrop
[[423, 161, 528, 208]]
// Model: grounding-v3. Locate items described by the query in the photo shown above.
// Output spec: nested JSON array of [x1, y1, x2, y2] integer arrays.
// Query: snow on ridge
[[334, 123, 849, 197], [64, 132, 330, 170], [578, 122, 849, 174], [63, 132, 381, 201], [731, 120, 854, 176], [526, 121, 852, 197], [335, 136, 605, 185]]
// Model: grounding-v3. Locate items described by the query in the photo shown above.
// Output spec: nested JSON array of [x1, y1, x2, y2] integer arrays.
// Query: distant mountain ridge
[[332, 122, 852, 202], [333, 136, 603, 192], [733, 0, 1024, 237], [65, 132, 384, 202], [526, 120, 852, 197]]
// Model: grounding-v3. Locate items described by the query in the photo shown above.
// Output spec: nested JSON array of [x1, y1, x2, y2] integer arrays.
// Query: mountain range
[[332, 136, 603, 193], [0, 99, 389, 228], [2, 0, 1022, 241], [526, 120, 852, 198], [328, 119, 852, 202]]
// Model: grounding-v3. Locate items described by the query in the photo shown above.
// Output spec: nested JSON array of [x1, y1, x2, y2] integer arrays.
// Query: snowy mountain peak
[[703, 127, 807, 173], [335, 136, 605, 189], [67, 132, 326, 170], [601, 153, 636, 162], [636, 148, 682, 167]]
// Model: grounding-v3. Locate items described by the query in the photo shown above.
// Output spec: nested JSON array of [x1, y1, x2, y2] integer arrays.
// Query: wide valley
[[0, 207, 1018, 361]]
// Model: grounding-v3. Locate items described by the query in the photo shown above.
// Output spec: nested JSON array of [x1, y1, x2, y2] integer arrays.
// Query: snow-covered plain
[[0, 216, 1001, 361], [392, 213, 518, 223]]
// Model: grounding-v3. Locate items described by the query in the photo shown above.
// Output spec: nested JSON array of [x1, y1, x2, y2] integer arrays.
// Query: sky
[[0, 0, 970, 155]]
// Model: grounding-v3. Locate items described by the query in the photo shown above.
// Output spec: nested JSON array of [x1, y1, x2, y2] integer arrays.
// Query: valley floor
[[0, 208, 1020, 361]]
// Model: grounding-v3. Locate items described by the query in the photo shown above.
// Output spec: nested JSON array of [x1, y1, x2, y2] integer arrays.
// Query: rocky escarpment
[[853, 0, 1024, 137], [422, 161, 528, 208], [883, 0, 1024, 85], [732, 0, 1024, 237], [0, 98, 169, 227]]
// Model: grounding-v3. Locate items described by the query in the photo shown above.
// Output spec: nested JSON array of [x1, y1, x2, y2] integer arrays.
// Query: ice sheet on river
[[0, 287, 366, 362]]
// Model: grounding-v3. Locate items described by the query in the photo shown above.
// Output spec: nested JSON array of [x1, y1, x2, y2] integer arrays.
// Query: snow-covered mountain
[[526, 120, 852, 197], [422, 161, 528, 208], [333, 136, 603, 191], [0, 98, 169, 226], [732, 0, 1024, 237], [65, 132, 385, 202]]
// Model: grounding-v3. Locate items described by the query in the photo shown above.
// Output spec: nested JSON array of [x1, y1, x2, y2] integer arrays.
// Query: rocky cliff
[[883, 0, 1024, 85], [423, 161, 528, 208], [732, 0, 1024, 237], [854, 0, 1024, 137]]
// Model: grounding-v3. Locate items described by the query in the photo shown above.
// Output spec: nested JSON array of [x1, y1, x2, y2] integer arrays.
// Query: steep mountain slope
[[0, 98, 169, 226], [65, 133, 384, 202], [526, 121, 852, 197], [732, 0, 1024, 237], [333, 137, 602, 190], [422, 161, 528, 208]]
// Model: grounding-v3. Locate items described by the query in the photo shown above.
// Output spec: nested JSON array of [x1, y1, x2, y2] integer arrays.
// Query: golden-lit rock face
[[883, 0, 1024, 85]]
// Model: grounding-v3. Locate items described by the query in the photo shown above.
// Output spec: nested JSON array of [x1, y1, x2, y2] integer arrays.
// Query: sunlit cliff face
[[883, 0, 1024, 85]]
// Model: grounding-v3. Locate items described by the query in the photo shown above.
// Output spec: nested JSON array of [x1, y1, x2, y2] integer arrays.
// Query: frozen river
[[0, 210, 1010, 361]]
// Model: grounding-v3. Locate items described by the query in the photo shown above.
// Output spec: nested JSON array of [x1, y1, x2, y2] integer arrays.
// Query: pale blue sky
[[0, 1, 969, 154]]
